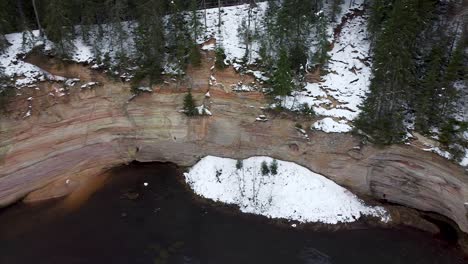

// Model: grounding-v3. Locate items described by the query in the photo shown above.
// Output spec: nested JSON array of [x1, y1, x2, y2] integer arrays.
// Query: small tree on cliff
[[183, 89, 198, 116]]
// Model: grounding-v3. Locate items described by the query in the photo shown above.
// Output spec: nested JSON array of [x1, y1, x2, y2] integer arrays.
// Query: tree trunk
[[32, 0, 44, 38]]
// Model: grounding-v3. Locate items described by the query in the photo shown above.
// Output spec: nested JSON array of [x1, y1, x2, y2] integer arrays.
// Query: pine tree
[[414, 43, 445, 133], [134, 0, 165, 85], [314, 11, 330, 66], [269, 159, 278, 175], [271, 48, 294, 106], [183, 89, 198, 116], [0, 65, 12, 111], [44, 0, 75, 57], [106, 0, 130, 68], [261, 161, 270, 176], [236, 159, 243, 170], [189, 0, 202, 42], [0, 0, 11, 52], [166, 0, 193, 76], [215, 47, 227, 69], [237, 1, 257, 64], [355, 0, 435, 144]]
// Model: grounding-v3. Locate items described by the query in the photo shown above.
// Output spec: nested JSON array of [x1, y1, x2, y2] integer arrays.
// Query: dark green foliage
[[0, 1, 12, 52], [106, 0, 130, 68], [261, 161, 270, 176], [183, 89, 198, 116], [166, 0, 192, 74], [134, 0, 165, 85], [271, 49, 294, 104], [237, 2, 258, 65], [367, 0, 393, 41], [44, 0, 75, 57], [439, 119, 468, 162], [299, 103, 315, 116], [189, 0, 202, 41], [236, 159, 243, 170], [314, 12, 330, 66], [355, 0, 436, 144], [0, 66, 12, 111], [260, 0, 322, 72], [269, 159, 278, 175], [215, 47, 227, 69]]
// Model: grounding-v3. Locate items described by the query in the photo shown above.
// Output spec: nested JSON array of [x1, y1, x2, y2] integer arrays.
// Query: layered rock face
[[1, 79, 467, 235]]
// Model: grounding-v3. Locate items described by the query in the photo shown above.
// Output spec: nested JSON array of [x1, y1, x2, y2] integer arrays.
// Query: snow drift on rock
[[184, 156, 390, 224]]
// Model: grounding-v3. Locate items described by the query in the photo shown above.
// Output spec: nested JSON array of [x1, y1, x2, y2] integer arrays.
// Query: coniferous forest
[[0, 0, 466, 161]]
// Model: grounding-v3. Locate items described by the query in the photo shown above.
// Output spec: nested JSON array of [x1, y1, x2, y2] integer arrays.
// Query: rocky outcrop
[[1, 78, 468, 236]]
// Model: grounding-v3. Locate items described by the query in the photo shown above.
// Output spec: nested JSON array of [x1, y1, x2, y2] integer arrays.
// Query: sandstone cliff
[[0, 57, 467, 237]]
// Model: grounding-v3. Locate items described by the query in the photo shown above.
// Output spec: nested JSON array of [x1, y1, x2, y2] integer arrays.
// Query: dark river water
[[0, 163, 466, 264]]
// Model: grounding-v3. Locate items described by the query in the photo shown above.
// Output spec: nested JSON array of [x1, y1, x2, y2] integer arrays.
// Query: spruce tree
[[261, 161, 270, 176], [270, 159, 278, 175], [134, 0, 165, 85], [314, 11, 330, 66], [183, 89, 198, 116], [414, 43, 445, 133], [271, 48, 294, 106], [0, 0, 12, 52], [44, 0, 75, 57], [215, 47, 227, 69], [237, 1, 257, 64], [355, 0, 435, 144], [106, 0, 129, 68], [166, 0, 193, 74]]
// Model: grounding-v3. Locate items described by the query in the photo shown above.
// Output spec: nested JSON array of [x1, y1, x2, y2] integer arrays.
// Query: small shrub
[[236, 159, 243, 170], [261, 161, 270, 176], [299, 103, 315, 116], [270, 159, 278, 175]]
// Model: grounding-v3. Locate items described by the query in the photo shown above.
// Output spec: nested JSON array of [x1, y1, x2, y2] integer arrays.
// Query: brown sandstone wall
[[1, 80, 467, 235]]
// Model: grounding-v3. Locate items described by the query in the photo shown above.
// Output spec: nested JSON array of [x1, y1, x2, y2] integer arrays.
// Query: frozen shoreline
[[184, 156, 390, 225]]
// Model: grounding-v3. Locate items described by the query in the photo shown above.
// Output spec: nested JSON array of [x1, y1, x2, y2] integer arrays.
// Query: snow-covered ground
[[201, 2, 266, 64], [184, 156, 390, 225], [282, 2, 371, 133], [1, 31, 56, 87]]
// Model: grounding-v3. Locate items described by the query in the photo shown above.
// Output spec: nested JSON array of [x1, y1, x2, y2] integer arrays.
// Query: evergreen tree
[[367, 0, 393, 42], [183, 89, 198, 116], [261, 161, 270, 176], [0, 1, 13, 52], [189, 0, 202, 42], [355, 0, 435, 144], [0, 65, 12, 111], [44, 0, 75, 57], [414, 42, 445, 133], [215, 47, 227, 69], [105, 0, 130, 67], [236, 159, 243, 170], [166, 0, 191, 75], [269, 159, 278, 175], [237, 1, 258, 64], [271, 48, 294, 106], [134, 0, 165, 85], [314, 11, 330, 66]]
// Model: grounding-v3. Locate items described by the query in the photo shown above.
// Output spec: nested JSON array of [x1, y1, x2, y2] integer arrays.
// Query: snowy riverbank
[[184, 156, 390, 225]]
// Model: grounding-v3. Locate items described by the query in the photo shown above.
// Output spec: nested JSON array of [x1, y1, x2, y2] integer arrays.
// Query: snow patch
[[184, 156, 390, 224], [313, 118, 352, 133]]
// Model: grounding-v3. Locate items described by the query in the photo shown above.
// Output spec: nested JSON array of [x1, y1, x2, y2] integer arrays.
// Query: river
[[0, 163, 465, 264]]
